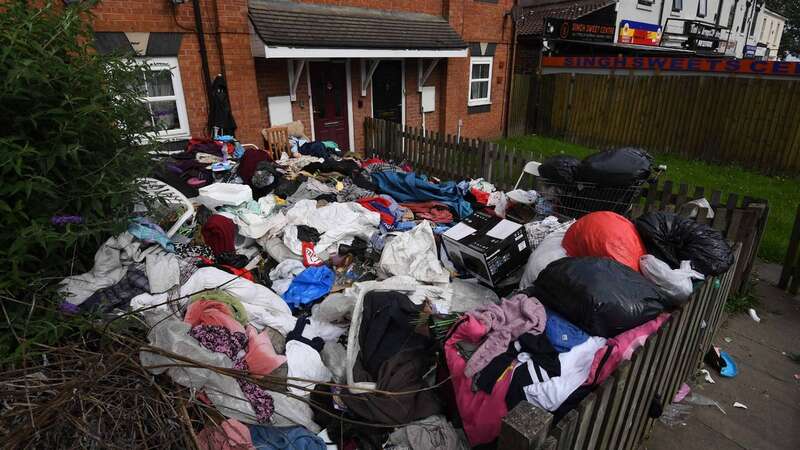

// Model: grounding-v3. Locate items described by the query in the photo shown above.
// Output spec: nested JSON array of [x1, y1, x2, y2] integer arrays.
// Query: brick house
[[91, 0, 515, 152]]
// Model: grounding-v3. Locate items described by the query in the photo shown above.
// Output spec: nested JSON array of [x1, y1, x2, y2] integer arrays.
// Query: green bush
[[0, 0, 156, 355]]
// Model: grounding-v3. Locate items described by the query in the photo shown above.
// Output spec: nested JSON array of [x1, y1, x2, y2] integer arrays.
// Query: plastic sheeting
[[379, 220, 450, 284], [282, 200, 380, 256], [635, 211, 734, 276], [640, 255, 704, 306], [533, 257, 666, 337], [283, 266, 335, 308]]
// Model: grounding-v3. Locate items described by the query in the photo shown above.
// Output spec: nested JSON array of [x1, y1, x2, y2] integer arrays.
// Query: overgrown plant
[[0, 0, 156, 356]]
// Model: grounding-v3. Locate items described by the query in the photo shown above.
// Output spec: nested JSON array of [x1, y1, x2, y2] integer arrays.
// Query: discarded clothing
[[584, 313, 670, 386], [185, 300, 247, 334], [464, 293, 547, 378], [345, 349, 442, 425], [545, 309, 590, 353], [244, 325, 287, 377], [285, 339, 332, 397], [190, 325, 275, 423], [197, 419, 255, 450], [128, 217, 175, 252], [189, 290, 249, 326], [145, 251, 180, 293], [203, 215, 238, 256], [238, 148, 270, 185], [379, 220, 450, 284], [141, 317, 257, 423], [268, 260, 306, 296], [371, 170, 472, 218], [521, 336, 606, 411], [249, 425, 326, 450], [444, 315, 513, 446], [80, 266, 149, 313], [283, 200, 380, 256], [519, 227, 569, 290], [282, 266, 335, 308], [400, 201, 454, 224], [303, 159, 361, 177], [131, 267, 296, 334], [387, 414, 465, 450]]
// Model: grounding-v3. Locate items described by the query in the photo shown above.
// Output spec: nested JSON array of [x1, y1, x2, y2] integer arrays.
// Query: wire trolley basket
[[533, 166, 665, 219]]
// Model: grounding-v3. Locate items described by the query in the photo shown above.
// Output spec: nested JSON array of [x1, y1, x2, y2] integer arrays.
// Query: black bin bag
[[577, 148, 653, 187], [533, 257, 665, 337], [539, 155, 580, 183], [635, 211, 734, 277]]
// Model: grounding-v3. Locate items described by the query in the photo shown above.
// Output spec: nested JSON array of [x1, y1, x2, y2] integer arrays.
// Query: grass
[[496, 135, 800, 263]]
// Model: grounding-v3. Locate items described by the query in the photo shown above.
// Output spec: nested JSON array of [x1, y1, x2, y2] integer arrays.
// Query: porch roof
[[248, 0, 468, 59], [516, 0, 616, 36]]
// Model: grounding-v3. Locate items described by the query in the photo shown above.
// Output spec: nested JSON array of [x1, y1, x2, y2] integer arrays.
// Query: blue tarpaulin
[[370, 171, 473, 218]]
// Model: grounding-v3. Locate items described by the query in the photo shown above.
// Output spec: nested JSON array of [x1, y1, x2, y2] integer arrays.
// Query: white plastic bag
[[197, 183, 253, 210], [379, 220, 450, 284], [640, 255, 705, 306], [519, 229, 568, 289]]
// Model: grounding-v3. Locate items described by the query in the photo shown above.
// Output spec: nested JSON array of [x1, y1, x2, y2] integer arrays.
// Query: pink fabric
[[197, 419, 255, 450], [244, 325, 287, 376], [584, 313, 671, 386], [464, 294, 546, 378], [445, 316, 514, 446], [184, 300, 246, 334]]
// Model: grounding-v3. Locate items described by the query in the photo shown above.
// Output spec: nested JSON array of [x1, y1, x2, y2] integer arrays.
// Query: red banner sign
[[543, 56, 800, 76]]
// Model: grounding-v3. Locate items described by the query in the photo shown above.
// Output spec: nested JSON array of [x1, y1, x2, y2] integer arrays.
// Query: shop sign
[[543, 55, 800, 76], [544, 17, 615, 42], [618, 20, 662, 46]]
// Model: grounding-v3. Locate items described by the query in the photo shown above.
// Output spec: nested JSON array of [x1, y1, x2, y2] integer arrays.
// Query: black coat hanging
[[208, 75, 237, 135]]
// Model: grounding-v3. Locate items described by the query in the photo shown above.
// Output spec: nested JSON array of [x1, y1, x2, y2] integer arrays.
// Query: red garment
[[238, 147, 270, 184], [360, 157, 385, 167], [302, 242, 324, 267], [400, 201, 454, 224], [562, 211, 646, 272], [470, 187, 490, 205], [185, 300, 246, 334], [197, 419, 255, 450], [202, 215, 237, 256], [445, 316, 513, 446], [356, 196, 396, 225]]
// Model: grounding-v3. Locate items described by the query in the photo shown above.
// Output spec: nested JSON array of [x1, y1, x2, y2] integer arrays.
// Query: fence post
[[779, 204, 800, 293], [498, 402, 553, 450]]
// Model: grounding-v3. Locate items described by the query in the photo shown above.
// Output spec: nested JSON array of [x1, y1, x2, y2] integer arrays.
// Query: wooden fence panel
[[530, 74, 800, 175]]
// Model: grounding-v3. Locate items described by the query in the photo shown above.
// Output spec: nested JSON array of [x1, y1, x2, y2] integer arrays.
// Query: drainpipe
[[192, 0, 213, 131], [503, 8, 518, 138], [658, 0, 668, 29]]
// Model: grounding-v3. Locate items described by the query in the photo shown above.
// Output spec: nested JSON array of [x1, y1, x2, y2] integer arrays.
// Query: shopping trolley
[[515, 160, 666, 219]]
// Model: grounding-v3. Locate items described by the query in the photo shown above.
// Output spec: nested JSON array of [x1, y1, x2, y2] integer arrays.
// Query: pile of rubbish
[[53, 141, 734, 449]]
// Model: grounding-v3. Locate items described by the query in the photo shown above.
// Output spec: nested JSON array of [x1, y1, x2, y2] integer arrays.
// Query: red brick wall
[[294, 0, 444, 16], [92, 0, 265, 145]]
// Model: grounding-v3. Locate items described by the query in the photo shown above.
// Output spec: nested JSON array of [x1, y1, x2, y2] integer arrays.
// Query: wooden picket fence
[[778, 204, 800, 295], [499, 245, 741, 450], [363, 117, 769, 294]]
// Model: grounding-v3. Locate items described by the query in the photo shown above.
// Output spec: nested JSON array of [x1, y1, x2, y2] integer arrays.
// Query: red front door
[[310, 62, 349, 151]]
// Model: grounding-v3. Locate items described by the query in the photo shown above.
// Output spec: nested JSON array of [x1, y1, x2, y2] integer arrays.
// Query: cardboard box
[[442, 211, 531, 287]]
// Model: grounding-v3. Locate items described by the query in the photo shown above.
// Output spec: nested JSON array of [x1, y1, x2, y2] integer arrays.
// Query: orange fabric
[[184, 300, 246, 334], [244, 325, 287, 376], [563, 211, 646, 272]]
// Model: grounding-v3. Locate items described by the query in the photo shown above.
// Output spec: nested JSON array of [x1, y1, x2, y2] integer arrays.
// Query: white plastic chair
[[139, 178, 195, 238], [514, 161, 541, 190]]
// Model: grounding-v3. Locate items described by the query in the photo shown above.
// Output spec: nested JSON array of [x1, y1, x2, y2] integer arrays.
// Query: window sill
[[636, 4, 653, 12], [468, 104, 491, 114]]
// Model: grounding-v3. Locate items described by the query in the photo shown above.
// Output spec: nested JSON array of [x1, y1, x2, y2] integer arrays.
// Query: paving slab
[[643, 262, 800, 450]]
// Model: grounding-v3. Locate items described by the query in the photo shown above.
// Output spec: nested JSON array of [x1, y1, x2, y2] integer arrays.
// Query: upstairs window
[[672, 0, 683, 12], [468, 56, 493, 106]]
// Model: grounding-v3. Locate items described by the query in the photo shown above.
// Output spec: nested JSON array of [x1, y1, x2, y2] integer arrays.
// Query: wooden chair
[[261, 127, 290, 160]]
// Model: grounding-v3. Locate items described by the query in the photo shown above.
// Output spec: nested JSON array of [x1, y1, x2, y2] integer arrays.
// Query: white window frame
[[467, 56, 493, 107], [136, 56, 190, 141]]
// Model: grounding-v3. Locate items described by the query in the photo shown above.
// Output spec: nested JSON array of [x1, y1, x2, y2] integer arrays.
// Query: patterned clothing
[[189, 325, 275, 423]]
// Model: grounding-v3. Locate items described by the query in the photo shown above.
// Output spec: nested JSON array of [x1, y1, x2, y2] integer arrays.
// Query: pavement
[[643, 261, 800, 450]]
